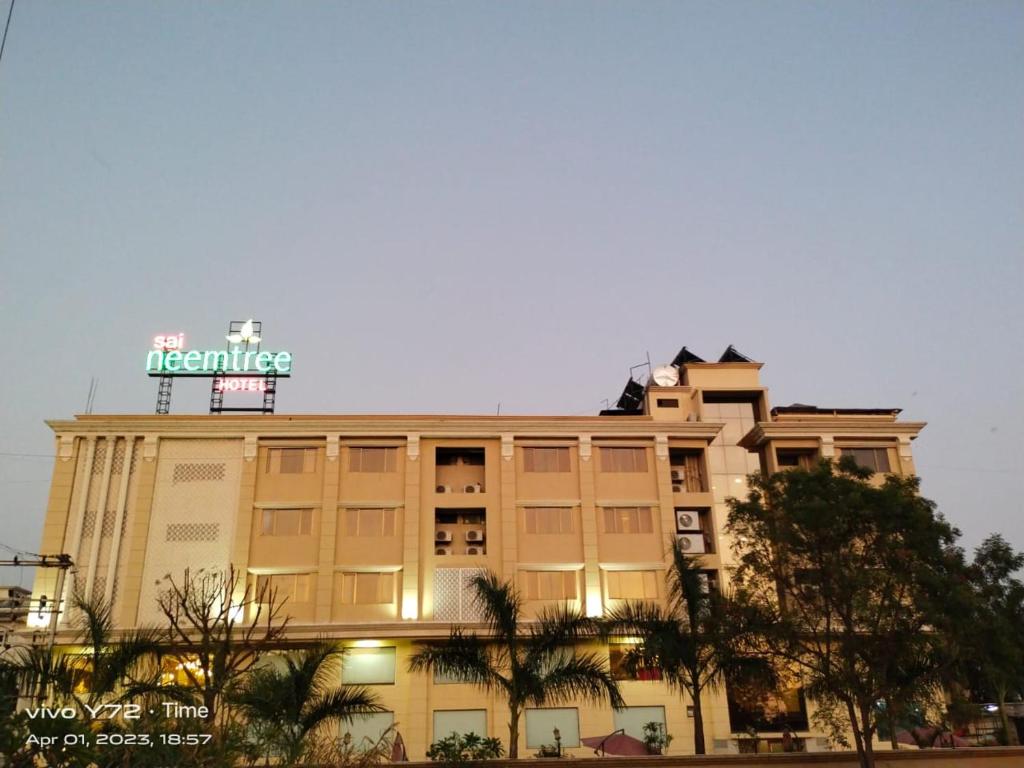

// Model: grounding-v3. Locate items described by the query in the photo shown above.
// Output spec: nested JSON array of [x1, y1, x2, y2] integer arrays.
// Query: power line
[[0, 0, 14, 69]]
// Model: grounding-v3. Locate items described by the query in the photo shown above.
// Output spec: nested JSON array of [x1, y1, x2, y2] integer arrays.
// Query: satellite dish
[[652, 365, 679, 387]]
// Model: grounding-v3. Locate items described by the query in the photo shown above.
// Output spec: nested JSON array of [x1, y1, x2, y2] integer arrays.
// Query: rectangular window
[[338, 572, 395, 605], [777, 449, 816, 470], [602, 507, 653, 534], [349, 447, 397, 473], [525, 708, 579, 748], [600, 447, 648, 473], [256, 573, 312, 603], [608, 644, 662, 681], [344, 508, 397, 537], [523, 447, 571, 473], [606, 570, 659, 600], [614, 706, 667, 740], [341, 711, 394, 749], [840, 447, 891, 473], [656, 398, 679, 408], [343, 647, 396, 685], [519, 570, 578, 601], [266, 447, 317, 474], [434, 709, 487, 740], [260, 508, 313, 536], [522, 507, 574, 535]]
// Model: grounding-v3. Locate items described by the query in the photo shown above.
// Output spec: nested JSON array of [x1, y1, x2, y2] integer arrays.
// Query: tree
[[0, 592, 162, 768], [408, 571, 623, 758], [960, 534, 1024, 745], [726, 457, 965, 768], [155, 565, 290, 729], [603, 538, 772, 754], [230, 641, 383, 766]]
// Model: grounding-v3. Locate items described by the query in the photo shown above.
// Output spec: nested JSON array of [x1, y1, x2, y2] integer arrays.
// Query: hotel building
[[26, 346, 925, 756]]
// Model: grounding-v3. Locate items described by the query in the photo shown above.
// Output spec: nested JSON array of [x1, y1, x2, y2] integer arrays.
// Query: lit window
[[350, 447, 397, 473], [256, 573, 312, 603], [614, 706, 667, 738], [343, 647, 396, 685], [606, 570, 659, 600], [608, 644, 662, 681], [341, 711, 394, 750], [344, 508, 397, 537], [260, 508, 313, 536], [602, 507, 653, 534], [266, 447, 317, 474], [522, 507, 574, 534], [523, 447, 571, 473], [519, 570, 578, 601], [338, 572, 395, 605], [525, 708, 579, 748], [600, 447, 648, 473], [840, 447, 891, 473], [434, 709, 487, 739]]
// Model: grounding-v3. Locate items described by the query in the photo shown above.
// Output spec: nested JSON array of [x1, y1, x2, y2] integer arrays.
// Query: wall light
[[401, 594, 419, 620]]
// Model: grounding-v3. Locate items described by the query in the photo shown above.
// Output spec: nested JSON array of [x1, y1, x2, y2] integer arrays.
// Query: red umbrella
[[390, 731, 408, 762], [582, 730, 652, 756]]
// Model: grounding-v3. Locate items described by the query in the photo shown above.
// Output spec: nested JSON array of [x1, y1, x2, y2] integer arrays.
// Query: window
[[522, 507, 574, 534], [608, 644, 662, 681], [525, 708, 579, 748], [349, 447, 398, 473], [777, 449, 816, 470], [840, 447, 891, 473], [260, 508, 313, 536], [727, 676, 809, 732], [602, 507, 653, 534], [341, 711, 394, 749], [434, 709, 487, 740], [656, 398, 679, 408], [606, 570, 659, 600], [343, 647, 396, 685], [266, 447, 317, 474], [600, 447, 648, 473], [520, 570, 578, 601], [160, 654, 206, 687], [669, 450, 707, 492], [523, 447, 571, 472], [614, 706, 667, 740], [256, 573, 312, 603], [338, 572, 395, 605], [344, 508, 397, 537]]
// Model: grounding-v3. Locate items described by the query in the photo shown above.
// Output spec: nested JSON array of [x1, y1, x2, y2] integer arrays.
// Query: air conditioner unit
[[435, 547, 449, 556], [437, 485, 452, 493], [670, 470, 682, 483], [676, 533, 706, 554], [466, 529, 485, 542], [435, 531, 453, 543], [676, 510, 701, 531], [466, 546, 483, 555], [672, 484, 683, 493], [465, 484, 476, 493]]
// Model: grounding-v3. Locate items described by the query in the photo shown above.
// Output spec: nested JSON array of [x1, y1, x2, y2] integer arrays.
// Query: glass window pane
[[343, 648, 396, 684], [525, 708, 579, 748], [613, 706, 666, 740], [434, 709, 487, 740], [341, 711, 394, 748]]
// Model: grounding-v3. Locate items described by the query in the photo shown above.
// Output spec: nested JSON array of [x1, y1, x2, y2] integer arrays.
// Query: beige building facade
[[27, 351, 925, 757]]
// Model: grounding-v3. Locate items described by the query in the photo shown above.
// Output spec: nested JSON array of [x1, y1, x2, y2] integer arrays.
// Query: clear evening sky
[[1, 2, 1021, 585]]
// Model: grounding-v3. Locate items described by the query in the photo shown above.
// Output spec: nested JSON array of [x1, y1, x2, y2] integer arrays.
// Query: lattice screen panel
[[172, 462, 227, 484], [433, 568, 485, 621], [165, 523, 220, 542]]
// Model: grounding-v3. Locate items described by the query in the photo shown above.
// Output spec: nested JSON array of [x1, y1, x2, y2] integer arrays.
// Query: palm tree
[[230, 641, 384, 766], [603, 539, 770, 755], [408, 571, 623, 758]]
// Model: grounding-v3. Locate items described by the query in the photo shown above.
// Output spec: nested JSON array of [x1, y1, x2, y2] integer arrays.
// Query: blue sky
[[1, 1, 1021, 583]]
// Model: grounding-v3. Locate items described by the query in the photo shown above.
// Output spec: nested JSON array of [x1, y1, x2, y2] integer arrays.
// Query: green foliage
[[409, 571, 622, 758], [229, 641, 383, 766], [601, 537, 771, 754], [641, 720, 672, 754], [726, 457, 968, 768], [427, 732, 504, 764]]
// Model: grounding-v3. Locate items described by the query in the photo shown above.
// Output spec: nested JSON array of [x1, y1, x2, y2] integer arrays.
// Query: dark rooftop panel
[[671, 346, 706, 366], [718, 345, 754, 363], [772, 404, 903, 417]]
